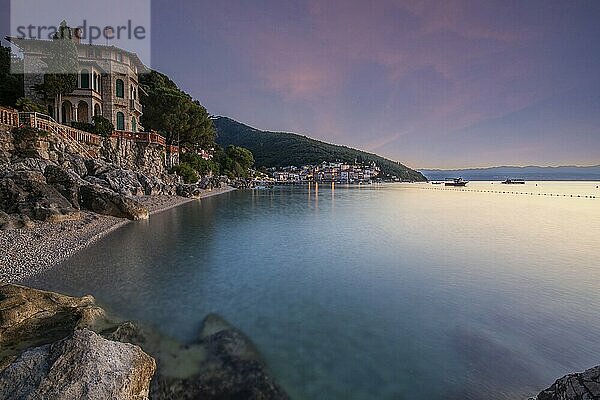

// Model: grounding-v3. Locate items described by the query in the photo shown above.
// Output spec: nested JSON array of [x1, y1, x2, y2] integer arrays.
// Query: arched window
[[80, 69, 90, 89], [116, 79, 124, 98], [132, 117, 137, 133], [94, 103, 101, 117], [116, 112, 125, 130]]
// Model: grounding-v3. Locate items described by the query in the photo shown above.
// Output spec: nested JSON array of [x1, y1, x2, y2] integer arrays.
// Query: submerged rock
[[0, 284, 288, 400], [151, 313, 289, 400], [0, 329, 156, 400], [533, 365, 600, 400]]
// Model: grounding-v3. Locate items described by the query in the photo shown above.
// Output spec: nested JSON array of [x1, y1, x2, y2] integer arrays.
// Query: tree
[[215, 145, 254, 178], [15, 97, 45, 113], [0, 45, 23, 107], [140, 70, 216, 150], [92, 115, 114, 137], [35, 21, 79, 122]]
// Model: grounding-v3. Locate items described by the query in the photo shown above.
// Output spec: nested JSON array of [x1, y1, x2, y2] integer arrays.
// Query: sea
[[26, 181, 600, 399]]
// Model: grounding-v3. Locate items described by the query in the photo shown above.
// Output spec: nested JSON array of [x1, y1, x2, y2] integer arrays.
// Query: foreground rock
[[0, 329, 156, 400], [0, 284, 288, 400], [532, 366, 600, 400], [0, 282, 105, 367]]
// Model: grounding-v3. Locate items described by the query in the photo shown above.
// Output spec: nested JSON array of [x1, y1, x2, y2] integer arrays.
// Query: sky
[[2, 1, 600, 168]]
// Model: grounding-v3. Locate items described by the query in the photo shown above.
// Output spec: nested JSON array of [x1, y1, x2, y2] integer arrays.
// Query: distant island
[[213, 117, 426, 182], [420, 165, 600, 181]]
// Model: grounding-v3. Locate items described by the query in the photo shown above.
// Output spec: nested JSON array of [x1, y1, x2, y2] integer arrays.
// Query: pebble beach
[[0, 187, 235, 283]]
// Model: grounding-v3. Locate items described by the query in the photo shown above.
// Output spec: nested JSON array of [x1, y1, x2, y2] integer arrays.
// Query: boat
[[431, 181, 443, 185], [445, 178, 469, 187], [501, 179, 526, 185]]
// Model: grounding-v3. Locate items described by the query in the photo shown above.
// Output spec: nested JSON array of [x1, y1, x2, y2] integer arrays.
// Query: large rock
[[44, 165, 82, 209], [0, 328, 156, 400], [79, 184, 149, 220], [151, 314, 289, 400], [0, 283, 105, 365], [98, 168, 146, 197], [534, 366, 600, 400], [0, 170, 80, 224]]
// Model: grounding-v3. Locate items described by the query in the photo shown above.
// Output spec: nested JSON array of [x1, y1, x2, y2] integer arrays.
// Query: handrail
[[0, 106, 19, 127], [7, 108, 177, 151]]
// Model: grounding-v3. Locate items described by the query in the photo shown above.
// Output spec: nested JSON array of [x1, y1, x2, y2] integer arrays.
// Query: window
[[132, 117, 137, 133], [116, 79, 124, 98], [116, 112, 125, 130], [80, 69, 90, 89]]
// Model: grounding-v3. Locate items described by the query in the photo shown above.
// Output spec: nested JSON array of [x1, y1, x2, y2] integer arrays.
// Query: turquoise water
[[26, 182, 600, 399]]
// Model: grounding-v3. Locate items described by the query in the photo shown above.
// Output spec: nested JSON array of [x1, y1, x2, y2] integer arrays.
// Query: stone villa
[[7, 28, 145, 133]]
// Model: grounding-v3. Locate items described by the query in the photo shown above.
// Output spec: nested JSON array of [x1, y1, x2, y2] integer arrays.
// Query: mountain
[[420, 165, 600, 181], [213, 117, 426, 181]]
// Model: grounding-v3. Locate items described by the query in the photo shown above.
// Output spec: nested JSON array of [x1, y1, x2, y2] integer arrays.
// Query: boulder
[[84, 158, 115, 177], [44, 165, 83, 209], [79, 184, 149, 220], [0, 283, 105, 364], [534, 365, 600, 400], [0, 210, 34, 229], [10, 157, 55, 174], [98, 168, 145, 197], [176, 183, 204, 198], [0, 170, 80, 224], [0, 329, 156, 400], [152, 314, 289, 400]]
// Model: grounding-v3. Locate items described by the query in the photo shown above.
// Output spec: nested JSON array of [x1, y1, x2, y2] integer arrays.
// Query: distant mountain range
[[213, 117, 426, 182], [420, 165, 600, 181]]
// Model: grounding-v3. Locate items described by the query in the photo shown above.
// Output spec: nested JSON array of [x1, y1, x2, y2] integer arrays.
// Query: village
[[263, 161, 382, 184]]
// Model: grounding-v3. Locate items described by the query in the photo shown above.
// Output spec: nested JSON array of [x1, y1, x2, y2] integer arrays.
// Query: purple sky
[[3, 1, 600, 168]]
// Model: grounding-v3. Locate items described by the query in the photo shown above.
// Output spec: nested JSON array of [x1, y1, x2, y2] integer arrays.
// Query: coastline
[[0, 186, 236, 283]]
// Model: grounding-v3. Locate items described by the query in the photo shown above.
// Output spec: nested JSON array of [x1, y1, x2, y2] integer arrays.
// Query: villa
[[7, 28, 146, 133]]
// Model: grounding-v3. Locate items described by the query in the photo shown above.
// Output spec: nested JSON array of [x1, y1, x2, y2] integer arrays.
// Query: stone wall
[[2, 126, 168, 178], [0, 125, 15, 165], [103, 137, 167, 177]]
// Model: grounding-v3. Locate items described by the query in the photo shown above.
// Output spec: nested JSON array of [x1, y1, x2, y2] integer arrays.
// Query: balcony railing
[[0, 107, 19, 127], [129, 99, 143, 113]]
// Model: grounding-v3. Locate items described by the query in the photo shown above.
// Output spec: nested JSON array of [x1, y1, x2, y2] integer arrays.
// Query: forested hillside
[[214, 117, 426, 181]]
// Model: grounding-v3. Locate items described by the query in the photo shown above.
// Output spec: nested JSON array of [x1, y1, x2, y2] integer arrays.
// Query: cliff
[[0, 124, 213, 229]]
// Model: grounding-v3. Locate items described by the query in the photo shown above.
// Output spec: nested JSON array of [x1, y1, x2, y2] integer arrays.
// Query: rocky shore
[[0, 283, 288, 400]]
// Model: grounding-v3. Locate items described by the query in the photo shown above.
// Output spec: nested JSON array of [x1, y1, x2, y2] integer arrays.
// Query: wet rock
[[0, 283, 105, 366], [533, 365, 600, 400], [152, 313, 289, 400], [79, 184, 149, 220], [0, 329, 156, 400]]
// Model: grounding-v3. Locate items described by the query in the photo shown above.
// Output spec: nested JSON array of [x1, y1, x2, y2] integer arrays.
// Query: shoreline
[[0, 186, 236, 283]]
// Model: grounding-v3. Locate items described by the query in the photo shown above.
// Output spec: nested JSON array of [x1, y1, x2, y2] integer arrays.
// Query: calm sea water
[[26, 182, 600, 399]]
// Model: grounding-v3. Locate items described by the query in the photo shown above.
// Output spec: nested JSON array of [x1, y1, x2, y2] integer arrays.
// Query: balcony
[[130, 99, 143, 114]]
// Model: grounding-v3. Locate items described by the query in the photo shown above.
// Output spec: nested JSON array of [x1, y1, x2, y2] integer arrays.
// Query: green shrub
[[179, 152, 218, 176], [15, 97, 45, 113], [171, 162, 199, 184], [71, 121, 95, 133], [92, 115, 114, 137]]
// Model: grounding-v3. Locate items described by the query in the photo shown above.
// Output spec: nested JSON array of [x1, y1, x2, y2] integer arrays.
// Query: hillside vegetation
[[214, 117, 426, 181]]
